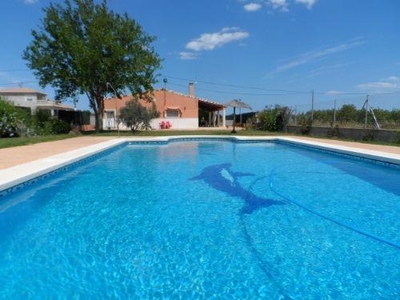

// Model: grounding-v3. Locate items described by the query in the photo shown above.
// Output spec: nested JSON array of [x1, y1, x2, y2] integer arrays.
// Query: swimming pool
[[0, 138, 399, 298]]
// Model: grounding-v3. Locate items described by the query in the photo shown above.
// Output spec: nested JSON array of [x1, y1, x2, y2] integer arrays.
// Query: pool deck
[[0, 136, 117, 170], [1, 135, 400, 191]]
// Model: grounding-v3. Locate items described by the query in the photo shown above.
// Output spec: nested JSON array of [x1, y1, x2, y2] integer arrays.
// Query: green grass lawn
[[0, 135, 76, 149], [86, 129, 278, 137], [1, 129, 398, 150]]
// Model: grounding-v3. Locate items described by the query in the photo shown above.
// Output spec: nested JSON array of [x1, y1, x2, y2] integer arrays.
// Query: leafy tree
[[257, 105, 291, 132], [294, 105, 400, 129], [120, 98, 159, 131], [23, 0, 161, 132], [371, 108, 391, 124], [337, 104, 358, 124], [391, 109, 400, 123], [313, 109, 334, 124]]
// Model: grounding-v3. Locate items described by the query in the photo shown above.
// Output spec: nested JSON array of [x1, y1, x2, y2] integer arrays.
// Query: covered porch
[[198, 99, 226, 128]]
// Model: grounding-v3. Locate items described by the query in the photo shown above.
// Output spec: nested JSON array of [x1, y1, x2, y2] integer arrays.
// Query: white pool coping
[[0, 139, 124, 192], [1, 136, 400, 192]]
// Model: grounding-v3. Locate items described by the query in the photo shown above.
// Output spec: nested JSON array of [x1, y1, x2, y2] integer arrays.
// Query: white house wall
[[2, 95, 38, 111], [151, 118, 198, 130], [103, 117, 199, 130]]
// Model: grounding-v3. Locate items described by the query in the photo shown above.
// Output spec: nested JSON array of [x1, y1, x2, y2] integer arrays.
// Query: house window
[[106, 111, 115, 119], [165, 109, 180, 118], [26, 97, 33, 102]]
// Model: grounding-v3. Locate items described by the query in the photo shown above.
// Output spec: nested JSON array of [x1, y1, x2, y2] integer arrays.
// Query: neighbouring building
[[0, 87, 75, 115], [103, 83, 226, 130]]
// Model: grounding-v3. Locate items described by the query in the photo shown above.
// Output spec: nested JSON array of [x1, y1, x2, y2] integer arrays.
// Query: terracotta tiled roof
[[155, 88, 226, 108]]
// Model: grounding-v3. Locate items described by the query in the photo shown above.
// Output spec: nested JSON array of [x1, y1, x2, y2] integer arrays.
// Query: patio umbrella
[[225, 99, 252, 133]]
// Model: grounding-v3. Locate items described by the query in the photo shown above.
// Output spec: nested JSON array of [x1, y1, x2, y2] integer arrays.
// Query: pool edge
[[279, 137, 400, 165], [0, 139, 125, 191], [1, 135, 400, 192]]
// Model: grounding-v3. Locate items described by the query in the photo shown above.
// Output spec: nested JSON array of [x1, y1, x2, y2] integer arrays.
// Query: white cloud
[[268, 0, 289, 12], [240, 0, 318, 12], [23, 0, 39, 4], [356, 76, 400, 91], [325, 90, 345, 96], [186, 27, 249, 51], [308, 62, 353, 77], [179, 52, 199, 60], [295, 0, 318, 10], [268, 38, 365, 76], [387, 76, 400, 82], [244, 3, 263, 12]]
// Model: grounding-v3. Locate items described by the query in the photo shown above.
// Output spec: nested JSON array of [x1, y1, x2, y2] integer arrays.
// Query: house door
[[106, 111, 115, 128]]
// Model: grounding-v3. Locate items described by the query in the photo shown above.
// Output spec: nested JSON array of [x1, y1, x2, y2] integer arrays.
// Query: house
[[103, 83, 226, 130], [0, 87, 75, 115]]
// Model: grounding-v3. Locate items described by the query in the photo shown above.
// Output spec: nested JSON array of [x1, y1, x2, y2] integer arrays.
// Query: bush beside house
[[120, 99, 160, 131], [0, 98, 20, 137], [0, 98, 72, 137]]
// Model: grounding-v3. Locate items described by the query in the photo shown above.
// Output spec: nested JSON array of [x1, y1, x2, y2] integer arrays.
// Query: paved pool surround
[[1, 136, 400, 192]]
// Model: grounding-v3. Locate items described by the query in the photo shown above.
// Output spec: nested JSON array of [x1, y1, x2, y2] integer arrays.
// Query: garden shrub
[[120, 99, 160, 131], [50, 119, 71, 134], [0, 99, 20, 137], [257, 105, 291, 132]]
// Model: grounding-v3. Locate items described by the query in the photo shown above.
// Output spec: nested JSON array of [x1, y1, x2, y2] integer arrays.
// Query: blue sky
[[0, 0, 399, 113]]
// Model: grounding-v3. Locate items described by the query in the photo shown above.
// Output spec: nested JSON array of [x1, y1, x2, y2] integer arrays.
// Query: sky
[[0, 0, 399, 113]]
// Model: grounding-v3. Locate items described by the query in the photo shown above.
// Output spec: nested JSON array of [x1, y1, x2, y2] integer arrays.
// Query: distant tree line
[[295, 104, 400, 129], [249, 104, 400, 133]]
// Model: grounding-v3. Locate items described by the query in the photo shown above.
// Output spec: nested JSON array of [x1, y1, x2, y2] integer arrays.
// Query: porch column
[[222, 108, 226, 127]]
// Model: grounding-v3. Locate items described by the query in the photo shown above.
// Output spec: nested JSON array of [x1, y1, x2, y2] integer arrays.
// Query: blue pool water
[[0, 140, 399, 299]]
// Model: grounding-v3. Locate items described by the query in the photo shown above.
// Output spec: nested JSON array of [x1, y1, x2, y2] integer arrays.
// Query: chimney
[[189, 82, 195, 97]]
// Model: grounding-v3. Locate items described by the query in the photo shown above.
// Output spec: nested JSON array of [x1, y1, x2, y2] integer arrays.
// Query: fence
[[287, 125, 400, 144]]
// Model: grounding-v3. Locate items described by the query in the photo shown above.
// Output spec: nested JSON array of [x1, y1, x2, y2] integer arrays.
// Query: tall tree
[[337, 104, 358, 124], [23, 0, 161, 131]]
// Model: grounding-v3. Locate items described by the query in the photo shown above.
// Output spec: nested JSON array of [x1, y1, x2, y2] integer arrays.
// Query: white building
[[0, 88, 75, 115]]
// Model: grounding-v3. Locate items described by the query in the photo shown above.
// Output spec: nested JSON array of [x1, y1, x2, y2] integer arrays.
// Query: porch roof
[[198, 98, 225, 112]]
